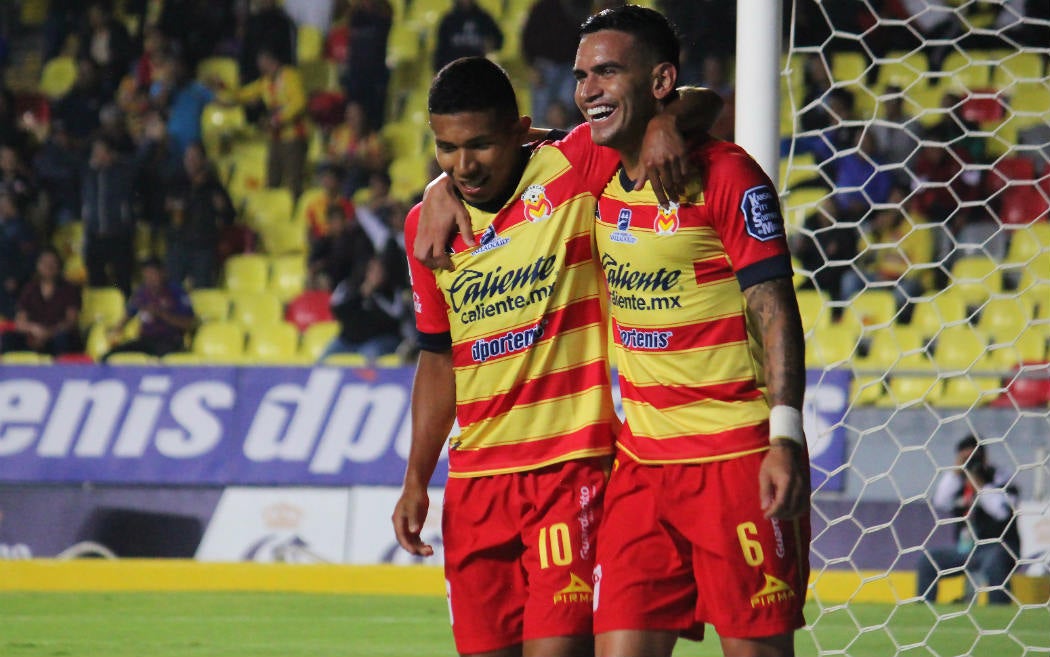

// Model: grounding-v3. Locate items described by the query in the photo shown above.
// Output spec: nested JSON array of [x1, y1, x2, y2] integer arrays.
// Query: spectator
[[232, 48, 309, 198], [53, 58, 108, 146], [1, 248, 82, 356], [925, 91, 986, 163], [150, 48, 215, 158], [542, 99, 578, 131], [870, 86, 920, 171], [917, 435, 1020, 605], [165, 141, 235, 289], [326, 101, 388, 195], [157, 0, 237, 69], [658, 0, 735, 84], [0, 86, 30, 155], [341, 0, 393, 131], [353, 169, 396, 251], [81, 136, 138, 296], [308, 203, 374, 292], [135, 110, 182, 255], [432, 0, 504, 73], [522, 0, 588, 125], [43, 0, 86, 61], [32, 119, 84, 232], [831, 130, 895, 220], [238, 0, 296, 84], [319, 255, 405, 363], [789, 198, 859, 303], [0, 189, 37, 319], [102, 258, 197, 361], [77, 1, 134, 97], [304, 163, 356, 243], [910, 143, 980, 223], [0, 144, 38, 216]]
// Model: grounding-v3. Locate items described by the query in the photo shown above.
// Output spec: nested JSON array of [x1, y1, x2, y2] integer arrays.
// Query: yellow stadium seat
[[909, 288, 970, 339], [63, 253, 87, 285], [197, 56, 239, 92], [878, 354, 940, 408], [862, 324, 928, 370], [161, 352, 204, 365], [244, 188, 295, 231], [941, 51, 992, 91], [297, 25, 324, 62], [223, 254, 270, 295], [976, 297, 1035, 344], [1, 351, 53, 364], [39, 56, 77, 100], [260, 221, 308, 256], [245, 321, 302, 364], [381, 120, 425, 159], [782, 186, 827, 232], [293, 187, 326, 226], [300, 320, 340, 362], [875, 51, 930, 92], [189, 288, 231, 323], [389, 154, 432, 202], [806, 324, 859, 368], [992, 51, 1045, 88], [230, 292, 283, 328], [933, 326, 988, 372], [1005, 223, 1050, 278], [84, 323, 114, 361], [795, 289, 831, 333], [324, 353, 369, 367], [80, 287, 126, 330], [950, 255, 1002, 309], [192, 321, 245, 363], [375, 353, 404, 367], [51, 221, 83, 259], [226, 141, 269, 204], [935, 359, 1002, 408], [200, 103, 247, 157], [831, 51, 868, 83], [987, 326, 1047, 369], [842, 289, 899, 334], [300, 60, 338, 95], [269, 254, 307, 303], [105, 352, 158, 365]]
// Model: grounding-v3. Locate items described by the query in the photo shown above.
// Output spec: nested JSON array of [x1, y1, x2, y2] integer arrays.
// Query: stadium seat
[[225, 141, 269, 204], [197, 56, 239, 91], [986, 326, 1047, 369], [909, 289, 969, 339], [200, 103, 247, 157], [80, 287, 126, 330], [84, 323, 114, 361], [192, 321, 245, 363], [260, 221, 308, 256], [1005, 221, 1050, 267], [875, 51, 930, 92], [297, 25, 324, 62], [105, 352, 158, 365], [300, 320, 340, 362], [795, 289, 831, 333], [323, 352, 369, 367], [300, 60, 338, 95], [285, 290, 334, 332], [269, 254, 307, 303], [230, 292, 283, 328], [933, 326, 988, 372], [987, 155, 1037, 195], [245, 321, 302, 364], [935, 361, 1002, 408], [381, 120, 424, 159], [806, 324, 858, 368], [1, 351, 53, 364], [189, 288, 231, 323], [949, 255, 1002, 309], [863, 324, 928, 369], [976, 297, 1035, 343], [223, 254, 270, 295], [389, 154, 431, 202], [998, 184, 1050, 225], [161, 352, 204, 365], [831, 51, 868, 83], [39, 56, 76, 100], [940, 51, 992, 91], [842, 289, 899, 333], [782, 186, 827, 233], [243, 188, 295, 231], [51, 221, 83, 259], [991, 51, 1045, 88], [375, 353, 404, 368], [878, 354, 940, 408], [293, 187, 326, 226]]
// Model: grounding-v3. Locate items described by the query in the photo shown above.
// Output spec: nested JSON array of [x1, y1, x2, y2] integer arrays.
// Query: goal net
[[780, 1, 1050, 653]]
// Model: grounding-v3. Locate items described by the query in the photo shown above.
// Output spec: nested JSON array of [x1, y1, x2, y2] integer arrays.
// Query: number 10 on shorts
[[538, 523, 573, 568]]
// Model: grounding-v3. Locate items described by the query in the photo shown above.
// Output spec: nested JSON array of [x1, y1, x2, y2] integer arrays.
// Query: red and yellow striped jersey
[[406, 124, 621, 478], [594, 139, 794, 464]]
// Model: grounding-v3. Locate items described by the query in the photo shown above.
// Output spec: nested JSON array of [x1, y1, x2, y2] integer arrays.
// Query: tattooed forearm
[[743, 277, 806, 409]]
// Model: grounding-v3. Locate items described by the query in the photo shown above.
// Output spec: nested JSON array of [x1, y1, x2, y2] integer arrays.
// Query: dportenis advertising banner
[[0, 365, 445, 486]]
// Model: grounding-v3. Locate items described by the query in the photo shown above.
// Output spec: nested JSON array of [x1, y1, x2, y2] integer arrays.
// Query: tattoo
[[743, 278, 806, 409]]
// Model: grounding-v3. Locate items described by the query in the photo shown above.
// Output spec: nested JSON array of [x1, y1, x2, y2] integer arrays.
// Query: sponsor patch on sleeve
[[740, 185, 784, 241]]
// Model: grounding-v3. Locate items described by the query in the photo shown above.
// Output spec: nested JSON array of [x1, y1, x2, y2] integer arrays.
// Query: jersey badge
[[653, 202, 680, 235], [749, 573, 796, 607], [609, 208, 638, 244], [521, 184, 553, 222], [553, 573, 593, 605], [740, 185, 784, 242], [471, 224, 510, 256]]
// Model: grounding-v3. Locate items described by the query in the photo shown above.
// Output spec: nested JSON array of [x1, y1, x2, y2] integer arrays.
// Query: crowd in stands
[[0, 0, 1046, 376]]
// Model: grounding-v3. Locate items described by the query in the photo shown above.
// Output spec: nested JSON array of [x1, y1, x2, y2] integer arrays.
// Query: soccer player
[[576, 7, 812, 657], [391, 57, 719, 657]]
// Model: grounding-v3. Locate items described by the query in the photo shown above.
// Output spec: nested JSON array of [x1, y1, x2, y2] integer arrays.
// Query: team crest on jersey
[[653, 202, 680, 235], [471, 224, 510, 255], [520, 184, 553, 222], [609, 208, 638, 244], [741, 185, 784, 242]]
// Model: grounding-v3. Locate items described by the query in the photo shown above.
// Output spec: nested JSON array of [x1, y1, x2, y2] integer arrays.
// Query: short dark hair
[[956, 434, 985, 465], [579, 4, 680, 73], [428, 57, 519, 125]]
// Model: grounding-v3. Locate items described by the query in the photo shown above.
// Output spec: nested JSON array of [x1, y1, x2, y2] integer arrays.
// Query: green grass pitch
[[1, 592, 1047, 656]]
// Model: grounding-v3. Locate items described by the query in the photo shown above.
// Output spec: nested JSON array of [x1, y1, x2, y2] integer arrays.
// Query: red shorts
[[442, 458, 606, 654], [593, 451, 810, 640]]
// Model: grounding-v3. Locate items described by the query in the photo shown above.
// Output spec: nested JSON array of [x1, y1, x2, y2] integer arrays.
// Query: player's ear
[[651, 62, 677, 101], [511, 115, 532, 139]]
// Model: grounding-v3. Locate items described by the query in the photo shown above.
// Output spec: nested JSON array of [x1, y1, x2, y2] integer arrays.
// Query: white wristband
[[769, 405, 805, 447]]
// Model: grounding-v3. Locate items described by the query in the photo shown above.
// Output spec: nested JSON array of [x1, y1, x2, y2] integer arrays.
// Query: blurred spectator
[[0, 248, 82, 356], [354, 169, 396, 251], [0, 189, 37, 319], [839, 184, 931, 313], [319, 256, 405, 364], [869, 86, 919, 171], [116, 25, 167, 120], [135, 110, 182, 253], [432, 0, 504, 73], [239, 0, 296, 84], [284, 0, 336, 32], [789, 199, 859, 302], [305, 163, 356, 243], [232, 48, 309, 198], [543, 100, 578, 132], [308, 203, 374, 292], [165, 142, 234, 289], [150, 48, 215, 158], [1017, 123, 1050, 173], [43, 0, 86, 60], [97, 103, 136, 155], [32, 119, 84, 231], [925, 91, 986, 163], [77, 1, 134, 97], [81, 136, 138, 296], [659, 0, 734, 84], [0, 86, 30, 155], [831, 130, 894, 220], [53, 58, 108, 145], [522, 0, 588, 125], [157, 0, 237, 69], [910, 143, 980, 223], [326, 101, 389, 195], [341, 0, 393, 131], [0, 144, 38, 216], [102, 258, 197, 361]]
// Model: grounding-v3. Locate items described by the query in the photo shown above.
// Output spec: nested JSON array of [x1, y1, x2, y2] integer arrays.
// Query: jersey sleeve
[[552, 123, 621, 197], [403, 203, 452, 351], [704, 146, 793, 290]]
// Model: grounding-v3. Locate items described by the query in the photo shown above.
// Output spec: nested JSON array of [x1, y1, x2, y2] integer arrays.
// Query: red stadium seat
[[986, 155, 1036, 195], [999, 184, 1050, 225], [961, 92, 1005, 124], [285, 290, 333, 332]]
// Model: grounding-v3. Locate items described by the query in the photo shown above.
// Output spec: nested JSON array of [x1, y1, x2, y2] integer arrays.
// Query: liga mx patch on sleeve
[[740, 185, 784, 241]]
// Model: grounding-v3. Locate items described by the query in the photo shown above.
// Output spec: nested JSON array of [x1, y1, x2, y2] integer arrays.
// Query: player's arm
[[392, 349, 456, 557], [743, 277, 810, 520], [636, 86, 725, 206]]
